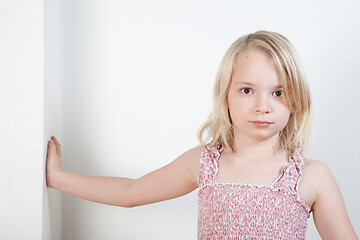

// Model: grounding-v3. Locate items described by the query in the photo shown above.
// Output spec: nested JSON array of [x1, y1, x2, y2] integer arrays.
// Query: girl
[[46, 30, 358, 239]]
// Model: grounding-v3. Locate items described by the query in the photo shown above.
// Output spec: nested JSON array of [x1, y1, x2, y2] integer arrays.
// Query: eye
[[273, 90, 284, 97], [240, 88, 253, 95]]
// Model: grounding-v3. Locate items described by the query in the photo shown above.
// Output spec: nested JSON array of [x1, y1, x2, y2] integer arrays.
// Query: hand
[[46, 136, 64, 189]]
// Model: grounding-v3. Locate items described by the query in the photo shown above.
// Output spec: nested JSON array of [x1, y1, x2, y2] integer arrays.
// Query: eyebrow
[[235, 81, 284, 88]]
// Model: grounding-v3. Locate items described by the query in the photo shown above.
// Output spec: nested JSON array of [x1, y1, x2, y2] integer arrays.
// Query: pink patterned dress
[[198, 141, 311, 239]]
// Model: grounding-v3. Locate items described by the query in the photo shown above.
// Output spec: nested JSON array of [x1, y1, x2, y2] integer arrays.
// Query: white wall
[[1, 0, 359, 239], [44, 0, 64, 239], [0, 0, 353, 239], [0, 0, 44, 239], [52, 1, 360, 239]]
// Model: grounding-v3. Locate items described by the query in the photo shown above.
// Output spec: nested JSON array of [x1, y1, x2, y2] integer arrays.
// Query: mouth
[[251, 121, 273, 124], [250, 121, 273, 127]]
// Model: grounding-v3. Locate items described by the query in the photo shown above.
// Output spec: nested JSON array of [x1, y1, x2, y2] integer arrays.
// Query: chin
[[251, 132, 279, 142]]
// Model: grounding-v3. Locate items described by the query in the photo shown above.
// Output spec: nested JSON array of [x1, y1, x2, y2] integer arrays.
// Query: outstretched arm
[[46, 136, 201, 208], [312, 161, 358, 239]]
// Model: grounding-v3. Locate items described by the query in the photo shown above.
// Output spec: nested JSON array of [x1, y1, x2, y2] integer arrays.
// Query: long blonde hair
[[197, 30, 313, 154]]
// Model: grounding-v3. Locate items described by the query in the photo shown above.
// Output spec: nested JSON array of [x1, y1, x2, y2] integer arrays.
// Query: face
[[227, 50, 291, 143]]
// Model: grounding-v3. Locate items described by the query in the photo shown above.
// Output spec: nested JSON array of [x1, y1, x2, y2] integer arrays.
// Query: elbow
[[117, 196, 146, 208], [115, 194, 139, 208], [113, 200, 136, 208], [121, 203, 135, 208], [118, 201, 140, 208], [114, 179, 137, 208], [115, 178, 147, 208], [122, 197, 144, 208]]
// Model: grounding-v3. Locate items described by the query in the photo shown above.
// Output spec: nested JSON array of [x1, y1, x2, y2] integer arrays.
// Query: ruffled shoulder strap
[[289, 146, 305, 175], [198, 141, 224, 188], [274, 146, 305, 192]]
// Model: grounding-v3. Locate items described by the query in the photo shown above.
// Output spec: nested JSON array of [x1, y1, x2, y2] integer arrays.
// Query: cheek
[[228, 93, 249, 109], [229, 100, 248, 111], [228, 100, 250, 123], [278, 97, 292, 112], [279, 108, 291, 124], [228, 99, 248, 115], [274, 98, 291, 114], [280, 102, 292, 114]]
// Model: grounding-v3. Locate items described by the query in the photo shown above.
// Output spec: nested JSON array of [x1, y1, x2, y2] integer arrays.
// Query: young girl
[[46, 30, 358, 239]]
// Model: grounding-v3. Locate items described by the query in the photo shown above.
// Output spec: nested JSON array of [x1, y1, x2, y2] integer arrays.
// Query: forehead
[[231, 50, 282, 88]]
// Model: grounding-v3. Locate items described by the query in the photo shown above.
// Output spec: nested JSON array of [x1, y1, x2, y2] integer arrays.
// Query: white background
[[1, 0, 359, 239], [51, 1, 360, 239], [1, 0, 44, 239]]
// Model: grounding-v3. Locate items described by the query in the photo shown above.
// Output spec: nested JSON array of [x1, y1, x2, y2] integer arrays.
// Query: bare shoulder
[[303, 157, 327, 168], [178, 145, 204, 186], [302, 159, 359, 238], [302, 158, 335, 194], [303, 158, 329, 174], [303, 158, 334, 186], [303, 158, 340, 201], [299, 158, 333, 212]]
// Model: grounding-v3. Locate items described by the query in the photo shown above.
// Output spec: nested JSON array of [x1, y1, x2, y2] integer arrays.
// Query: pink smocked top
[[198, 142, 311, 239]]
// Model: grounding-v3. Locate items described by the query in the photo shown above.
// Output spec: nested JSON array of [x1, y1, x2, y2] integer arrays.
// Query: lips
[[251, 121, 273, 124], [251, 121, 273, 127]]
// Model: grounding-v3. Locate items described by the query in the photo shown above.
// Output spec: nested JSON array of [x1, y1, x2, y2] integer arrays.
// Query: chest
[[198, 184, 310, 239], [216, 154, 288, 185], [215, 156, 316, 212]]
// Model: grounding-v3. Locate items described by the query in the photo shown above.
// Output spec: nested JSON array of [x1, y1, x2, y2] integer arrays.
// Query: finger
[[46, 141, 56, 174], [46, 141, 54, 159], [51, 136, 61, 149], [47, 140, 56, 153], [50, 139, 62, 155]]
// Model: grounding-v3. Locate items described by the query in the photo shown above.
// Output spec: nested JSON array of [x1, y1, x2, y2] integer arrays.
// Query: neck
[[229, 134, 287, 161]]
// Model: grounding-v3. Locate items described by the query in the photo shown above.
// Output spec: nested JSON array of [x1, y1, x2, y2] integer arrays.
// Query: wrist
[[46, 170, 65, 190]]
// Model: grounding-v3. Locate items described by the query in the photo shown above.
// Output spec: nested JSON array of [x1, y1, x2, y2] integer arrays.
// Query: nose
[[255, 94, 271, 114]]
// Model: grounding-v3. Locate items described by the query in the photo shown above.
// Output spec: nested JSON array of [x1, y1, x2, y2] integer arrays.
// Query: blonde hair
[[197, 30, 313, 154]]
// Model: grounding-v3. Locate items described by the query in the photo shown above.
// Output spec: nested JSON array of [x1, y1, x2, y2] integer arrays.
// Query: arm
[[46, 136, 201, 208], [312, 161, 359, 239]]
